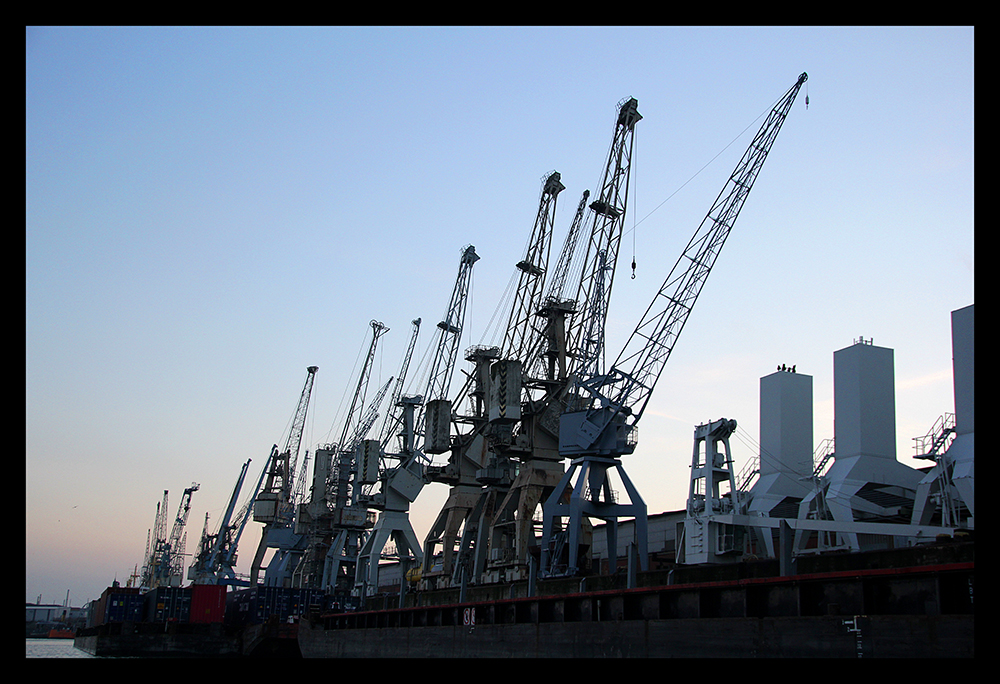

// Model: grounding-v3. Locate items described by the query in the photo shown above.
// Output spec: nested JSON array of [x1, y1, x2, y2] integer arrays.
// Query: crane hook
[[631, 257, 636, 279]]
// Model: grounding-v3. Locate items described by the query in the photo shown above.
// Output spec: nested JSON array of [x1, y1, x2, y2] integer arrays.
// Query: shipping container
[[144, 585, 192, 623], [91, 586, 143, 626], [105, 593, 144, 623], [189, 584, 227, 624], [225, 586, 327, 627]]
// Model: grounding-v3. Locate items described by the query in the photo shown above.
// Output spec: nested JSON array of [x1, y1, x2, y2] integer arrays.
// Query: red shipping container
[[189, 584, 227, 624]]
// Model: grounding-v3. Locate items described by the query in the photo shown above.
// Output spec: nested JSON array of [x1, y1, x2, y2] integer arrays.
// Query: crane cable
[[320, 329, 370, 446], [623, 89, 787, 242]]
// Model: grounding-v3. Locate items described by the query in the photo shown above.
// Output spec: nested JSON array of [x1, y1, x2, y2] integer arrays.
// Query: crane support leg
[[541, 456, 647, 577]]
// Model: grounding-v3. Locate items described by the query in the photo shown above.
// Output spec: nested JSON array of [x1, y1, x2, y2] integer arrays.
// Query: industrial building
[[588, 303, 974, 574]]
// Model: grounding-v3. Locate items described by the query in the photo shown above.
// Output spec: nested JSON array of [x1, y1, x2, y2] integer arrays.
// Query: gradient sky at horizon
[[26, 26, 973, 606]]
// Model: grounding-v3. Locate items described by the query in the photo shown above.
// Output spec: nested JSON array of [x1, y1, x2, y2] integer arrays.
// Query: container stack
[[225, 586, 326, 628], [90, 585, 144, 627]]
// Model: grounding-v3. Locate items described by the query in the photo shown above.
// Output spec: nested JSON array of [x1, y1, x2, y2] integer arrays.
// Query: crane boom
[[330, 320, 389, 510], [564, 72, 809, 455], [523, 189, 590, 383], [255, 366, 319, 526], [284, 366, 318, 497], [565, 97, 642, 381], [544, 73, 808, 578], [166, 483, 199, 580], [501, 171, 564, 362], [292, 320, 389, 593], [344, 376, 392, 454], [339, 321, 390, 451], [612, 72, 808, 426], [423, 246, 480, 406], [379, 318, 422, 451], [418, 244, 480, 452], [249, 366, 319, 585]]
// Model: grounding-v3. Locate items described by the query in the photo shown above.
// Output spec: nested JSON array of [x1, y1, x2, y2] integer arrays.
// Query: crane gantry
[[541, 72, 809, 577]]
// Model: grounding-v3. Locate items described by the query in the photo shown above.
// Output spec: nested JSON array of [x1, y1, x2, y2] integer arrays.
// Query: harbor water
[[26, 638, 95, 658]]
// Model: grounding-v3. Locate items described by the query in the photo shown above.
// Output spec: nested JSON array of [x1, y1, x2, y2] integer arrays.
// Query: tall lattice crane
[[249, 366, 319, 585], [140, 491, 168, 588], [476, 97, 642, 584], [141, 483, 199, 587], [419, 175, 564, 587], [293, 321, 388, 594], [356, 245, 480, 595], [542, 72, 809, 577]]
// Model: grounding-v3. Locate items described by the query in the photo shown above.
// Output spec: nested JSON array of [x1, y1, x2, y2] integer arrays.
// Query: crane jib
[[567, 72, 808, 454]]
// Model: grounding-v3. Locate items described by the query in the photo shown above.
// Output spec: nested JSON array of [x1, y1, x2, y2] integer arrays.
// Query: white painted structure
[[911, 304, 974, 529], [684, 305, 974, 566], [745, 370, 815, 556], [793, 339, 924, 553], [680, 418, 742, 564]]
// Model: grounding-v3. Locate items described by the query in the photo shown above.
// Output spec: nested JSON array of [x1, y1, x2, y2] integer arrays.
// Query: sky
[[25, 26, 973, 607]]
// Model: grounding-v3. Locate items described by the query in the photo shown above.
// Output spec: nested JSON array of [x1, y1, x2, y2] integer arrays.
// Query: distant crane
[[541, 72, 809, 577], [188, 459, 253, 585], [249, 366, 319, 586], [140, 491, 168, 588], [141, 483, 199, 588]]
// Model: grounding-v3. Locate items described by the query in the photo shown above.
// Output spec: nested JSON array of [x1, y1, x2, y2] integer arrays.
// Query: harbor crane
[[249, 366, 319, 586], [420, 97, 643, 587], [541, 72, 809, 577], [140, 492, 168, 588], [356, 245, 479, 595], [188, 443, 277, 586], [188, 459, 253, 585], [141, 483, 200, 588], [480, 98, 643, 583], [420, 174, 564, 587], [293, 320, 388, 594]]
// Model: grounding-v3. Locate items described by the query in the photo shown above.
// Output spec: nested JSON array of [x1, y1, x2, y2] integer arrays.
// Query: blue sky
[[26, 26, 973, 606]]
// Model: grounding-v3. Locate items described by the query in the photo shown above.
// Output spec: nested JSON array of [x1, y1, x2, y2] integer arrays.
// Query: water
[[25, 638, 95, 658]]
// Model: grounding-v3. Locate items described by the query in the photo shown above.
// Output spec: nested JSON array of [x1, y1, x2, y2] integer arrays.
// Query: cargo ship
[[73, 581, 338, 657], [71, 533, 972, 658], [298, 536, 973, 658]]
